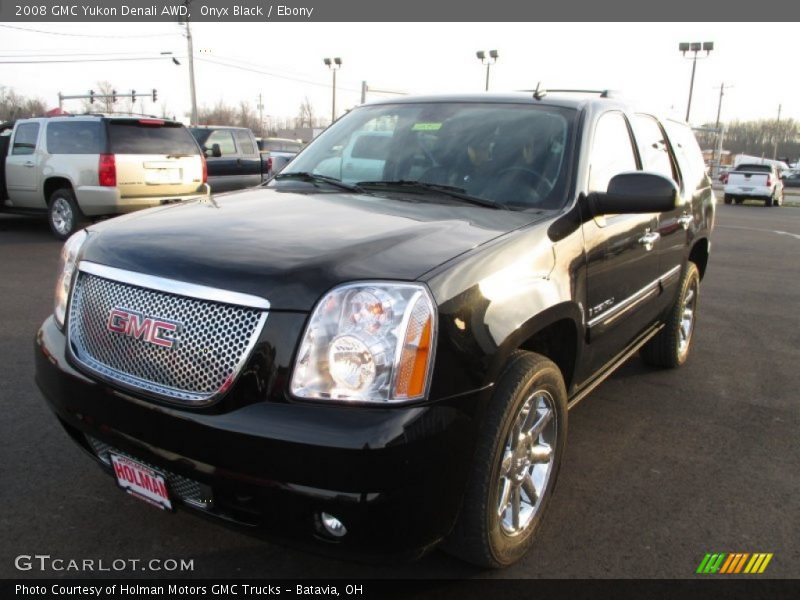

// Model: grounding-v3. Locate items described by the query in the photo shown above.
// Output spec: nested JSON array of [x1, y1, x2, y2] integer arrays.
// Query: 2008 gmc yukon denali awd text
[[35, 92, 714, 568]]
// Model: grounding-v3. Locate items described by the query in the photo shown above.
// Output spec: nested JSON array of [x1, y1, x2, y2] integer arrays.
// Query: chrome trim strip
[[587, 265, 683, 329], [568, 324, 664, 410], [78, 261, 270, 310], [660, 264, 681, 287]]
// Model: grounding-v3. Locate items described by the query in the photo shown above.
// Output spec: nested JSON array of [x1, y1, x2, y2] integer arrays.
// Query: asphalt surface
[[1, 203, 798, 579]]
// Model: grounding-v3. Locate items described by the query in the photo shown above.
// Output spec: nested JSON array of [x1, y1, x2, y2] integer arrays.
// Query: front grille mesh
[[86, 436, 211, 509], [68, 272, 266, 403]]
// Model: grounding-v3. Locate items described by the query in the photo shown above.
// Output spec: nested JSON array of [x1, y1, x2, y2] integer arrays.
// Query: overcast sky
[[1, 21, 797, 127]]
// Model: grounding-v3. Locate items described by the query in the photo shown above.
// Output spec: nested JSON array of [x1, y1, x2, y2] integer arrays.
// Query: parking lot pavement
[[1, 205, 798, 579]]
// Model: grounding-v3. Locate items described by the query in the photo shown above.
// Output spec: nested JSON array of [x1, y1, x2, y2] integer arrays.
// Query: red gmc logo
[[107, 307, 180, 349]]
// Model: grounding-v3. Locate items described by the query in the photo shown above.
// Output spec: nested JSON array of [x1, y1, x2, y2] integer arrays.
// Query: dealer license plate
[[110, 453, 172, 510], [145, 168, 182, 185]]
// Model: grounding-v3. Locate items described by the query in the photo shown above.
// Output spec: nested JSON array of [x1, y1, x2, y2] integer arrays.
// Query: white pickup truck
[[723, 163, 784, 207], [1, 115, 208, 238]]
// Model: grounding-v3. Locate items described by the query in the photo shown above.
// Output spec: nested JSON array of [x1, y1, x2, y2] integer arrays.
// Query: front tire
[[641, 262, 700, 368], [444, 351, 568, 568], [48, 188, 86, 240]]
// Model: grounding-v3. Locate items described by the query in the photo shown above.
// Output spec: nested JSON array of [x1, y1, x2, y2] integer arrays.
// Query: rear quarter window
[[663, 120, 707, 192], [46, 121, 104, 154], [109, 121, 199, 155]]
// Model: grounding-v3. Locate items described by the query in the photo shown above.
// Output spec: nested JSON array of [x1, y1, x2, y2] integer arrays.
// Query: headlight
[[54, 230, 88, 329], [291, 282, 436, 404]]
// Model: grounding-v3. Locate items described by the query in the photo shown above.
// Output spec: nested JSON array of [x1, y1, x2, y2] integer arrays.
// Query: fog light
[[320, 512, 347, 538]]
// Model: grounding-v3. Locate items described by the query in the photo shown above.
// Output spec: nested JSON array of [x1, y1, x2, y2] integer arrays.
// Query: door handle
[[24, 161, 35, 168], [638, 231, 660, 251], [677, 213, 693, 230]]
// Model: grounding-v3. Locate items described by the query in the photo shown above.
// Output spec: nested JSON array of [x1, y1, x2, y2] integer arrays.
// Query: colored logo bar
[[696, 553, 773, 574]]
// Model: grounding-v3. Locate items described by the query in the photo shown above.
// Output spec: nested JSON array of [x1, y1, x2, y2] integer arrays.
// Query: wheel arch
[[688, 237, 710, 280], [488, 302, 584, 393], [43, 177, 74, 205]]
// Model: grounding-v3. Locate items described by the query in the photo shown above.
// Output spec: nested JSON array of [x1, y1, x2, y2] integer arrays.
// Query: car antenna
[[532, 82, 547, 101]]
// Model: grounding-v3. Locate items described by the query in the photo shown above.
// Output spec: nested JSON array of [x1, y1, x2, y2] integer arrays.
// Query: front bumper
[[34, 316, 483, 559]]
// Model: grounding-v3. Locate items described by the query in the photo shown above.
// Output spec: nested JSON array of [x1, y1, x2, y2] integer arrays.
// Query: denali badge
[[107, 307, 180, 349]]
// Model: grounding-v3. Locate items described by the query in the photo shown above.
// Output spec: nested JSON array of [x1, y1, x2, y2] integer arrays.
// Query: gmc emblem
[[107, 307, 180, 349]]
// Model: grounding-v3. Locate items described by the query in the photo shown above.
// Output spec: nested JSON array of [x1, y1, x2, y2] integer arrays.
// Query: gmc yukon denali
[[35, 92, 714, 568]]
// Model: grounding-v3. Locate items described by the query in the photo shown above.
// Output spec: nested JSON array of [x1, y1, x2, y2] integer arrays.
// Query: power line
[[0, 57, 173, 65], [0, 51, 171, 59], [0, 23, 177, 39], [195, 56, 362, 93]]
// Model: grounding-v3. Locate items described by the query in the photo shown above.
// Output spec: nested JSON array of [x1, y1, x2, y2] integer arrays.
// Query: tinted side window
[[234, 130, 256, 155], [47, 122, 103, 154], [588, 112, 637, 193], [205, 130, 236, 156], [12, 123, 40, 155], [633, 114, 676, 182], [663, 120, 707, 192]]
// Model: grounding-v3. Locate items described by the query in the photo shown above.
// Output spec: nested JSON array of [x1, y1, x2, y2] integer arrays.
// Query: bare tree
[[696, 118, 800, 161], [296, 96, 316, 128], [0, 86, 47, 121]]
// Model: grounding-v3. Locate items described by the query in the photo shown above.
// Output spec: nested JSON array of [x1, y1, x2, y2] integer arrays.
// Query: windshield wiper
[[274, 172, 365, 193], [357, 180, 508, 210]]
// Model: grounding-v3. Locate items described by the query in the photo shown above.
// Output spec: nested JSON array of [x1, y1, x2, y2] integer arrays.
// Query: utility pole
[[712, 83, 732, 177], [773, 104, 782, 160], [257, 93, 264, 135], [182, 1, 198, 126]]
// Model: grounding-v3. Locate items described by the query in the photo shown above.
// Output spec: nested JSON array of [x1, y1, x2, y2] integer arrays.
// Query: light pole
[[476, 50, 499, 91], [679, 41, 713, 123], [323, 57, 342, 123]]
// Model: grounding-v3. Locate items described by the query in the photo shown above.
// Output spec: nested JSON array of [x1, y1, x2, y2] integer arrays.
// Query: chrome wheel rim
[[497, 389, 556, 536], [678, 279, 698, 356], [51, 197, 73, 236]]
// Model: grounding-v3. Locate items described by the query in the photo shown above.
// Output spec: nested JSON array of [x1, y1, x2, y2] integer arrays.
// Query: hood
[[82, 188, 546, 311]]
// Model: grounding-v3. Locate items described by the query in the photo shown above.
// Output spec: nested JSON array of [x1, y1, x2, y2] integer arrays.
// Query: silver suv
[[0, 115, 208, 239]]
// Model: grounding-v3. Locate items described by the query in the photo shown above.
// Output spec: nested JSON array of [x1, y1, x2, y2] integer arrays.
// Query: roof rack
[[70, 111, 165, 119], [519, 86, 619, 101]]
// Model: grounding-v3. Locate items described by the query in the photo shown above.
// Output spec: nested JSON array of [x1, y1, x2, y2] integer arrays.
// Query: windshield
[[275, 102, 576, 210]]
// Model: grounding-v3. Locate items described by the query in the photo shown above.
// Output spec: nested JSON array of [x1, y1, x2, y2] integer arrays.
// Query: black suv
[[35, 92, 714, 568]]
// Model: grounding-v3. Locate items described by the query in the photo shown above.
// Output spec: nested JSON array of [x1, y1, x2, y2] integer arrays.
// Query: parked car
[[256, 137, 303, 177], [723, 163, 784, 206], [36, 92, 714, 568], [0, 115, 207, 239], [782, 169, 800, 188], [190, 126, 264, 193]]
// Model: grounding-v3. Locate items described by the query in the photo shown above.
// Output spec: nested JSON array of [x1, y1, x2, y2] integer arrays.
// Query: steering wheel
[[497, 166, 548, 184], [490, 166, 554, 207]]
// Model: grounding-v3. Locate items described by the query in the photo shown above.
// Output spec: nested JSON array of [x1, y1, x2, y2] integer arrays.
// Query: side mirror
[[211, 143, 222, 158], [588, 172, 679, 216]]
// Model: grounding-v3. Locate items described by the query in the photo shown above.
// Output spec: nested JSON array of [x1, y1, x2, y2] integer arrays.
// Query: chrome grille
[[86, 436, 211, 509], [68, 267, 267, 404]]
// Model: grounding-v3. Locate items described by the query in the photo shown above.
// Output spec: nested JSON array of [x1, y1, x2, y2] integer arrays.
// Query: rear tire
[[723, 194, 732, 205], [47, 188, 86, 240], [765, 195, 774, 207], [641, 262, 700, 368], [444, 351, 567, 568]]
